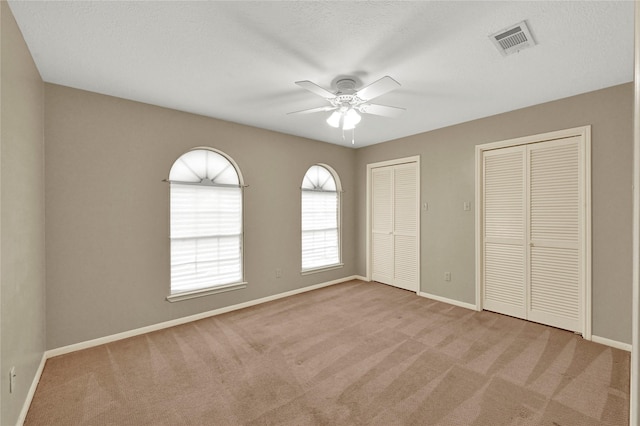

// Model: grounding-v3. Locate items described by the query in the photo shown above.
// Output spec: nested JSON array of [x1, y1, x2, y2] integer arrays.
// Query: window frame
[[300, 164, 343, 275], [166, 147, 247, 302]]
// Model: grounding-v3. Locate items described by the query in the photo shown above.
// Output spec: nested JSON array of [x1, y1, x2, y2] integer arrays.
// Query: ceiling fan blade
[[295, 81, 336, 99], [355, 76, 401, 101], [287, 105, 337, 115], [360, 103, 405, 117]]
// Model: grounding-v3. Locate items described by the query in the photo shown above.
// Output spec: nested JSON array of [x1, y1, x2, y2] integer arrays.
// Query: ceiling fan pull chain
[[352, 128, 355, 145]]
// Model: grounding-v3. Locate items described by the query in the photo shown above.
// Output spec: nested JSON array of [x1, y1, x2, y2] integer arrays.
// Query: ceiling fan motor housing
[[332, 79, 365, 109], [335, 78, 357, 92]]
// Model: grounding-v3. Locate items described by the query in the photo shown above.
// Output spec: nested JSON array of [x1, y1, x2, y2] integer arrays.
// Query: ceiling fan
[[288, 76, 405, 135]]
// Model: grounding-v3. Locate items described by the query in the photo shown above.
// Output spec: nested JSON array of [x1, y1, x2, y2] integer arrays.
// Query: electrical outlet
[[444, 272, 451, 282], [275, 268, 282, 279], [9, 367, 16, 393]]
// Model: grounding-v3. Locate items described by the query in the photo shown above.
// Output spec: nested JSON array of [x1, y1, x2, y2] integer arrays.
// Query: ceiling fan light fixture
[[326, 111, 342, 128], [342, 108, 361, 130]]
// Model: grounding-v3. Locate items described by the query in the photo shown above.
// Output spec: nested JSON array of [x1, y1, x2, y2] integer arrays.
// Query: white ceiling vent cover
[[490, 21, 536, 56]]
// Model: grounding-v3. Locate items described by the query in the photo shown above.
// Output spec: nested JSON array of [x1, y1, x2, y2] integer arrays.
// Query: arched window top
[[302, 164, 341, 192], [169, 148, 243, 186]]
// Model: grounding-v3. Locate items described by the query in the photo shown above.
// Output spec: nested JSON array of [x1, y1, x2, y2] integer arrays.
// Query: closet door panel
[[483, 146, 527, 319], [527, 137, 582, 332], [484, 243, 526, 315], [371, 167, 394, 285], [394, 164, 418, 235], [372, 234, 393, 285], [393, 164, 418, 291], [529, 246, 580, 330], [394, 235, 418, 290]]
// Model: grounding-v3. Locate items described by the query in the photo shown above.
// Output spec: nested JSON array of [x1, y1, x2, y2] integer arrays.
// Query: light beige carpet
[[26, 280, 629, 425]]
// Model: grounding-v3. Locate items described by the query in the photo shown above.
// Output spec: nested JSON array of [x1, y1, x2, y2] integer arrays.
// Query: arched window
[[168, 148, 245, 300], [301, 164, 342, 272]]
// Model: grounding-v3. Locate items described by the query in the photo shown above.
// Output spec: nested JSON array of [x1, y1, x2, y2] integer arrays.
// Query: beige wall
[[355, 83, 634, 344], [45, 83, 633, 349], [0, 2, 46, 425], [44, 84, 357, 349]]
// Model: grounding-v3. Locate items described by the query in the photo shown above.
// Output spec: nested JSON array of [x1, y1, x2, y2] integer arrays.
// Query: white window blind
[[169, 149, 243, 295], [301, 165, 340, 271]]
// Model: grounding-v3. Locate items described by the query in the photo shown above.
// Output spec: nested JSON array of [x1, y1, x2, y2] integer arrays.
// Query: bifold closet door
[[483, 146, 527, 319], [371, 162, 418, 292], [527, 137, 583, 332], [371, 167, 394, 286], [482, 136, 584, 334], [393, 163, 419, 291]]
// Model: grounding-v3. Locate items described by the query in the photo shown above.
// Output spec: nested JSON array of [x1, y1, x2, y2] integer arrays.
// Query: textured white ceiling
[[7, 1, 635, 147]]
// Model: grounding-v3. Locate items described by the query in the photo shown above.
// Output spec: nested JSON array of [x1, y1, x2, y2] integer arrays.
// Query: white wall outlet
[[444, 272, 451, 282], [275, 268, 282, 279], [9, 367, 16, 393]]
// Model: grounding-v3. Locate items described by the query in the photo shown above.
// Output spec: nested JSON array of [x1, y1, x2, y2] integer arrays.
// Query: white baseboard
[[591, 335, 632, 352], [17, 353, 47, 426], [47, 275, 363, 358], [418, 291, 477, 311], [353, 275, 369, 282]]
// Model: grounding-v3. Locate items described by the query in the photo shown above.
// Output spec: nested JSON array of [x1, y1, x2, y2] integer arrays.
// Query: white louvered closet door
[[371, 162, 419, 291], [393, 163, 419, 291], [483, 146, 527, 319], [527, 137, 583, 332], [482, 136, 585, 334], [371, 167, 394, 285]]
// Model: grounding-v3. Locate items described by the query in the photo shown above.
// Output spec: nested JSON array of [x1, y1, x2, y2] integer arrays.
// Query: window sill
[[301, 263, 344, 276], [166, 282, 248, 303]]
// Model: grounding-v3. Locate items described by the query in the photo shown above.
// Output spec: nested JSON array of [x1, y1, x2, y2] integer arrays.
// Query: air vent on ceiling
[[490, 21, 536, 56]]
